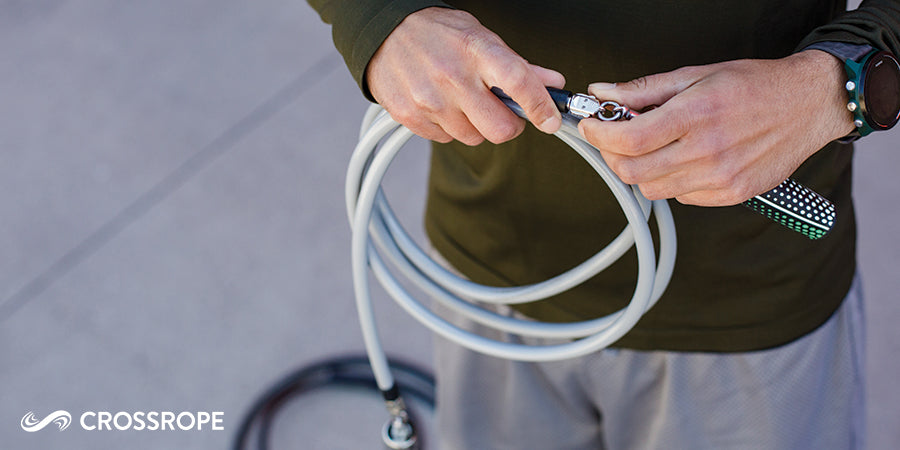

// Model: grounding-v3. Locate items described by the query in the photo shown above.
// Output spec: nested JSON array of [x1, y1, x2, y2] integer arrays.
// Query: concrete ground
[[1, 2, 897, 449]]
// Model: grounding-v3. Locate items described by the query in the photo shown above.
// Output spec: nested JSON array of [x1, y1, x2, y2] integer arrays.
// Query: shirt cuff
[[803, 41, 874, 62]]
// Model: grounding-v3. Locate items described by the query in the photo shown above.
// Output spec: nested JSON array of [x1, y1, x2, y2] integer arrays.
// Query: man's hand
[[366, 7, 565, 146], [578, 50, 856, 206]]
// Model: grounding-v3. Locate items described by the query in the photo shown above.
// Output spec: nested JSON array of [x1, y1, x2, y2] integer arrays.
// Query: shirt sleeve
[[797, 0, 900, 55], [307, 0, 455, 101]]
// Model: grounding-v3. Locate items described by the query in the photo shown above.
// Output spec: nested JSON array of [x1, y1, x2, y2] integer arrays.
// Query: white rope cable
[[347, 103, 676, 392]]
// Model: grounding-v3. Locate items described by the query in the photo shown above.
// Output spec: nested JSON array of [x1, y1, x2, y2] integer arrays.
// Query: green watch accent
[[843, 51, 879, 136]]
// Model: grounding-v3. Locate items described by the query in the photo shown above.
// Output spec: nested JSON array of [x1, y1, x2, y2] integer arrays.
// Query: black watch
[[807, 42, 900, 140]]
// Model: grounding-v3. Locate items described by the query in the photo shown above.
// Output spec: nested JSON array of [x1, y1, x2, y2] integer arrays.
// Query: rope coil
[[347, 103, 677, 391]]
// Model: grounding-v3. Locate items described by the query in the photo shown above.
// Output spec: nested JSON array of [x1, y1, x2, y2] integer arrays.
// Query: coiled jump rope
[[348, 93, 679, 448]]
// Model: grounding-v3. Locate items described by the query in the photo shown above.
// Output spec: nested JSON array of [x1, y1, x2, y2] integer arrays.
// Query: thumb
[[588, 66, 706, 111]]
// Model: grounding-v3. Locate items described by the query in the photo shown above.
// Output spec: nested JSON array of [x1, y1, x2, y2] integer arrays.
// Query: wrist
[[791, 49, 857, 142]]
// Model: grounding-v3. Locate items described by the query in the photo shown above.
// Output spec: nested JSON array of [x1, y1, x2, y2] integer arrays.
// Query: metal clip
[[568, 94, 640, 122], [567, 93, 601, 119]]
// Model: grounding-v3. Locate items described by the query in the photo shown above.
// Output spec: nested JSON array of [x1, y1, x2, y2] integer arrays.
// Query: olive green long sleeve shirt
[[309, 0, 900, 351]]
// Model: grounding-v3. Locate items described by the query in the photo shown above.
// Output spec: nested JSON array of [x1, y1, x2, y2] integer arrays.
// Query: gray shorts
[[432, 276, 865, 450]]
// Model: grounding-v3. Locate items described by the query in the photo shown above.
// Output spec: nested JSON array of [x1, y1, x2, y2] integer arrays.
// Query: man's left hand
[[578, 50, 855, 206]]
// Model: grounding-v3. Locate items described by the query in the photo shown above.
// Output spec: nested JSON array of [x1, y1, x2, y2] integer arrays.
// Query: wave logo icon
[[20, 410, 72, 432]]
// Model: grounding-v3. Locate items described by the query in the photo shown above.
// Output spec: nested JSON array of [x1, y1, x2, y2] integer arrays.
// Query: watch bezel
[[859, 51, 900, 131]]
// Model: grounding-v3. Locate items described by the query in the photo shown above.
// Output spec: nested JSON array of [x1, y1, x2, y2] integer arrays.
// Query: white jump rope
[[347, 98, 676, 448]]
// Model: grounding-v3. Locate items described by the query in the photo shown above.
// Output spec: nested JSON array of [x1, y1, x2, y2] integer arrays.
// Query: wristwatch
[[808, 42, 900, 140]]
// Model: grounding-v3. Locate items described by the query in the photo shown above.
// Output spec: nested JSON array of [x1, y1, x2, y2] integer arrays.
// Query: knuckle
[[626, 76, 650, 91], [718, 190, 746, 206], [675, 113, 696, 140], [730, 178, 755, 203], [489, 59, 554, 123], [389, 108, 417, 128], [460, 27, 494, 59], [458, 132, 485, 146], [506, 63, 531, 89], [638, 183, 666, 201], [485, 119, 523, 144], [698, 134, 726, 159], [406, 122, 435, 138], [610, 130, 644, 154], [431, 60, 465, 88], [412, 125, 449, 143], [409, 90, 444, 114], [695, 91, 725, 120], [709, 168, 739, 191], [431, 133, 453, 144], [496, 62, 532, 100], [612, 159, 641, 185], [674, 194, 698, 206]]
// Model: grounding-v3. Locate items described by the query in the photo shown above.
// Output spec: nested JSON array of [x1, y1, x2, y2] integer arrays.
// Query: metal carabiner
[[597, 101, 640, 121]]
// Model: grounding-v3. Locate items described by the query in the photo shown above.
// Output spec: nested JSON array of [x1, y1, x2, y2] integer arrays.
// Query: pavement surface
[[1, 2, 897, 449]]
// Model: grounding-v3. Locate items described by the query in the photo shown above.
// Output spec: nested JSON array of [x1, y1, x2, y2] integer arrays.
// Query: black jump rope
[[232, 355, 434, 450]]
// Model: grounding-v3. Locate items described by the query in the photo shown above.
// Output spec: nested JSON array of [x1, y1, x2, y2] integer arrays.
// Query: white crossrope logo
[[20, 410, 72, 432]]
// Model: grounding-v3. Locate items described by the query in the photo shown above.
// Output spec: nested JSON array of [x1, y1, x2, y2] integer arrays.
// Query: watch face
[[862, 52, 900, 129]]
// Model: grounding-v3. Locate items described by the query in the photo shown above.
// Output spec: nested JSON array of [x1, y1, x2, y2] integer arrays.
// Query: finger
[[636, 172, 704, 201], [639, 161, 752, 205], [406, 120, 454, 143], [435, 109, 486, 146], [674, 190, 746, 207], [577, 103, 691, 157], [588, 65, 709, 111], [480, 54, 561, 134], [597, 140, 692, 185], [628, 168, 717, 202], [530, 64, 566, 89], [381, 96, 458, 143], [461, 89, 526, 144]]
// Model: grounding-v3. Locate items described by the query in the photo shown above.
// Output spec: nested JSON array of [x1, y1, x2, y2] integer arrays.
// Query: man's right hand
[[365, 7, 565, 146]]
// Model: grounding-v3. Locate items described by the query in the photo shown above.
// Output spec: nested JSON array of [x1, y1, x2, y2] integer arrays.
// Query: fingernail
[[588, 82, 617, 91], [539, 115, 561, 133]]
